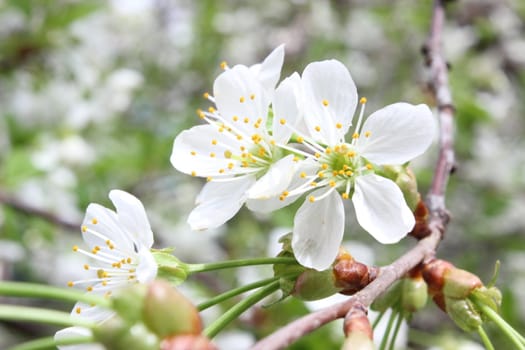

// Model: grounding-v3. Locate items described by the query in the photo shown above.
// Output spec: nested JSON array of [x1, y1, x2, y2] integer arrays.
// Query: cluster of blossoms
[[171, 45, 435, 271]]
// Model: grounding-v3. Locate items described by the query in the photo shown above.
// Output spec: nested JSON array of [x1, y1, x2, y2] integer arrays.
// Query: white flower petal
[[70, 303, 114, 324], [171, 124, 247, 177], [214, 65, 270, 137], [352, 174, 415, 244], [109, 190, 153, 248], [55, 326, 104, 350], [272, 72, 304, 144], [357, 103, 435, 165], [247, 155, 297, 199], [302, 60, 357, 145], [188, 176, 256, 230], [251, 44, 285, 94], [292, 189, 345, 270], [136, 246, 158, 283], [82, 203, 134, 253]]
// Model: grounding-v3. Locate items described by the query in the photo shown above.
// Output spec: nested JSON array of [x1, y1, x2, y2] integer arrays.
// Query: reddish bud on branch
[[161, 335, 217, 350], [333, 250, 379, 295]]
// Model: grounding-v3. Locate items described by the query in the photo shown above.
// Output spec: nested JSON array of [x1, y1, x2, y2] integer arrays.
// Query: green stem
[[388, 311, 404, 350], [378, 309, 397, 350], [187, 257, 297, 274], [0, 282, 110, 308], [0, 305, 95, 328], [471, 298, 525, 350], [203, 281, 280, 339], [372, 310, 386, 329], [8, 335, 94, 350], [477, 326, 495, 350], [198, 276, 280, 311]]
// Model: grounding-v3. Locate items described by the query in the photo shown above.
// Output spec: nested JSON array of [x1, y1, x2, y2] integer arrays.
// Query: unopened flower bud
[[442, 267, 482, 300], [341, 304, 374, 350], [395, 168, 420, 211], [143, 280, 202, 338], [292, 268, 341, 301], [93, 317, 159, 350], [112, 283, 148, 324], [341, 332, 375, 350], [421, 258, 454, 299], [445, 298, 482, 332], [161, 335, 217, 350], [333, 251, 378, 295], [401, 276, 428, 313]]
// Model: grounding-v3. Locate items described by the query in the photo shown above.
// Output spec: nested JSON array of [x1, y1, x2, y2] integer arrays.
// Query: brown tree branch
[[0, 190, 80, 231], [251, 1, 455, 349]]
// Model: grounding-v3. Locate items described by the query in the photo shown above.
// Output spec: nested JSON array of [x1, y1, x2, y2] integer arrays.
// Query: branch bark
[[251, 1, 455, 349]]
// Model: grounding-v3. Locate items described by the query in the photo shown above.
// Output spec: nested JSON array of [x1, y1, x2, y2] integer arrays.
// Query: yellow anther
[[314, 152, 321, 158], [334, 145, 341, 152], [250, 94, 255, 100], [237, 135, 243, 140], [332, 170, 339, 176], [322, 99, 329, 106], [126, 257, 132, 264], [203, 92, 210, 99], [282, 191, 289, 196], [297, 136, 304, 143], [310, 181, 317, 187], [81, 225, 87, 233], [233, 115, 239, 121], [87, 286, 93, 292], [329, 180, 336, 187], [342, 193, 349, 199], [191, 171, 196, 176], [67, 281, 74, 287], [256, 118, 262, 123], [102, 281, 108, 286], [190, 151, 196, 156], [220, 61, 227, 70], [97, 270, 105, 278], [270, 139, 276, 145], [279, 195, 285, 201], [321, 163, 328, 170], [318, 172, 325, 178], [325, 147, 332, 154], [84, 264, 89, 270], [218, 127, 224, 132], [343, 164, 349, 170], [240, 96, 245, 103], [309, 196, 316, 203], [338, 170, 345, 175], [208, 107, 216, 113], [352, 132, 359, 139], [128, 275, 135, 280], [336, 123, 342, 129], [209, 152, 216, 157], [315, 125, 321, 132], [279, 118, 286, 125], [211, 139, 217, 145], [196, 109, 205, 119], [224, 150, 232, 158], [365, 131, 371, 137], [293, 156, 299, 162], [219, 169, 225, 174], [72, 245, 78, 252], [360, 97, 367, 104], [76, 307, 81, 314], [227, 162, 234, 169], [345, 170, 353, 176], [347, 151, 356, 157], [243, 117, 249, 123], [206, 176, 212, 182], [366, 164, 373, 170], [300, 172, 306, 178], [91, 218, 98, 225]]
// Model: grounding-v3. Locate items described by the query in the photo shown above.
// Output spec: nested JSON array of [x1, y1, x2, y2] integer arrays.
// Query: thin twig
[[251, 1, 454, 348], [0, 190, 79, 231]]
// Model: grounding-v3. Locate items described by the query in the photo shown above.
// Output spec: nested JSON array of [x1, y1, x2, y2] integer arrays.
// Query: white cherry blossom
[[265, 60, 435, 270], [171, 45, 304, 230], [55, 190, 157, 349]]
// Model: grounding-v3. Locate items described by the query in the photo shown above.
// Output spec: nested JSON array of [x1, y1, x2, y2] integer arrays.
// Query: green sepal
[[152, 251, 189, 285], [445, 297, 482, 332], [470, 286, 502, 317], [93, 318, 159, 350], [292, 268, 341, 301]]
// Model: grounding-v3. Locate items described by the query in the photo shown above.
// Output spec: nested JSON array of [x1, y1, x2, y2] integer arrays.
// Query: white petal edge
[[292, 189, 345, 271], [246, 155, 297, 199], [352, 174, 415, 244], [136, 246, 158, 283], [251, 44, 285, 93], [55, 327, 104, 350], [109, 190, 154, 248], [272, 72, 303, 144], [188, 176, 256, 230], [357, 103, 435, 165], [301, 60, 357, 145]]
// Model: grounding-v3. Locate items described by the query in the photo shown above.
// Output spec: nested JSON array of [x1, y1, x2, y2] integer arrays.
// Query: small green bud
[[395, 168, 420, 211], [470, 286, 502, 317], [143, 280, 202, 338], [371, 280, 402, 312], [93, 317, 159, 350], [292, 268, 341, 301], [445, 298, 482, 332], [401, 277, 428, 313], [112, 283, 148, 324]]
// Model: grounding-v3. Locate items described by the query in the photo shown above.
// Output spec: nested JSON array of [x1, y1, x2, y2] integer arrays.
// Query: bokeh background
[[0, 0, 524, 348]]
